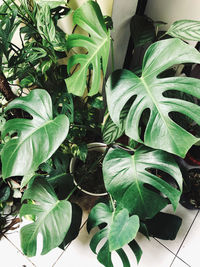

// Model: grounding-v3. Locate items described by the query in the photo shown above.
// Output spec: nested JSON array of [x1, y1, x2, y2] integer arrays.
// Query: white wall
[[145, 0, 200, 30], [109, 0, 138, 71]]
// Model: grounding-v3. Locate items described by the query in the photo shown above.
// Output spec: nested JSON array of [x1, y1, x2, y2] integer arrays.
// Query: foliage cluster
[[1, 0, 200, 266]]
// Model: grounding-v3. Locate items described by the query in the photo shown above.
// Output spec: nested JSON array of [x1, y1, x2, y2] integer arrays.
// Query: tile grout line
[[169, 210, 199, 267], [3, 233, 37, 267], [52, 219, 88, 267]]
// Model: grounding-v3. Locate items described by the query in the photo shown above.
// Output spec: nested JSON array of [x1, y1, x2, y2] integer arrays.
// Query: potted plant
[[1, 0, 200, 266]]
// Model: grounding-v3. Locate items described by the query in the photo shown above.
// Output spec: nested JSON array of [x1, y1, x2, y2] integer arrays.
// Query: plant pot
[[176, 146, 200, 209], [70, 142, 108, 196]]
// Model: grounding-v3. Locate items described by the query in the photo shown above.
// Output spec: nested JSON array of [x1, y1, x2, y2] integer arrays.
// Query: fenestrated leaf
[[103, 146, 183, 220], [20, 178, 72, 256], [65, 1, 110, 96], [106, 38, 200, 157], [87, 203, 141, 267], [167, 20, 200, 41], [1, 89, 69, 178]]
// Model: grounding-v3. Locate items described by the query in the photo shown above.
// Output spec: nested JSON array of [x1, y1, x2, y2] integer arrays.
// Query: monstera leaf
[[65, 1, 110, 96], [106, 38, 200, 157], [167, 20, 200, 41], [103, 146, 182, 220], [20, 178, 72, 256], [87, 203, 141, 267], [1, 89, 69, 178]]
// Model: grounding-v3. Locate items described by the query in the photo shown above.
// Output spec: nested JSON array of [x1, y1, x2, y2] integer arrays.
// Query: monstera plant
[[1, 0, 200, 266]]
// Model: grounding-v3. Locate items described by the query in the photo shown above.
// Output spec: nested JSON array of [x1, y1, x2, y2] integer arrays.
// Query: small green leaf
[[167, 20, 200, 41], [20, 178, 72, 257], [0, 185, 10, 202], [109, 209, 139, 251], [87, 203, 141, 267], [102, 114, 124, 145]]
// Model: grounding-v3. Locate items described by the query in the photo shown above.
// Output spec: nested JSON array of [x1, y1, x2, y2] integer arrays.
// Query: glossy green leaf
[[109, 208, 139, 251], [103, 146, 182, 219], [87, 203, 140, 267], [20, 178, 72, 257], [0, 185, 10, 202], [106, 38, 200, 157], [167, 20, 200, 41], [65, 1, 110, 96], [1, 89, 69, 178]]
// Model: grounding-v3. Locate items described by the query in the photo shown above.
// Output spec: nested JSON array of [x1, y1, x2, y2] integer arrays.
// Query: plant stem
[[0, 72, 16, 101], [110, 38, 115, 72], [110, 194, 116, 212]]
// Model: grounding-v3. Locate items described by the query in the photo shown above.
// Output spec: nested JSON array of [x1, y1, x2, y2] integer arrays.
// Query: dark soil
[[74, 150, 106, 194], [180, 169, 200, 209]]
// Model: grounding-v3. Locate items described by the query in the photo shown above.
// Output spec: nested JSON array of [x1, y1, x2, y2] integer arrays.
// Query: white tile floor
[[0, 204, 199, 267]]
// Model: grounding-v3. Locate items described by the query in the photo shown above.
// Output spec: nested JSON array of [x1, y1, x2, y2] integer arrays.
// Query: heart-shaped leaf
[[20, 177, 72, 256], [109, 208, 139, 251], [87, 203, 141, 267], [65, 1, 110, 96], [167, 20, 200, 41], [2, 89, 69, 178], [103, 146, 182, 219], [106, 38, 200, 157]]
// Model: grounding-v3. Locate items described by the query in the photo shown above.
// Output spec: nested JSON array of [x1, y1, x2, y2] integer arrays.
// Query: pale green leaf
[[35, 0, 68, 8], [167, 20, 200, 41]]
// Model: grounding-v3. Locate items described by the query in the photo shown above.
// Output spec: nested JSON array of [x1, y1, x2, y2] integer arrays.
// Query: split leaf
[[20, 178, 72, 257], [106, 38, 200, 157], [65, 1, 110, 96], [103, 146, 182, 219], [2, 89, 69, 178]]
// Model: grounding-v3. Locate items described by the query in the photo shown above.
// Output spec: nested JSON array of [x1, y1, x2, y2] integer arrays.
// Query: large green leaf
[[106, 38, 200, 157], [103, 146, 182, 220], [167, 20, 200, 41], [87, 203, 141, 267], [1, 89, 69, 178], [65, 1, 110, 96], [20, 178, 72, 256]]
